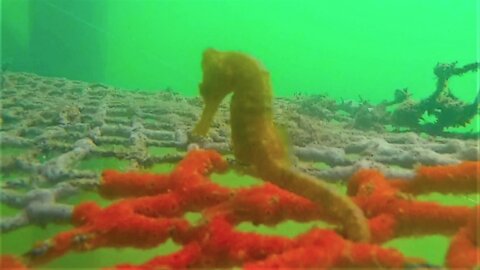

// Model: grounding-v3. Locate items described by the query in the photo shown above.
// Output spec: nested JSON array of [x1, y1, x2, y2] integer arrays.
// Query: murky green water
[[1, 0, 478, 268]]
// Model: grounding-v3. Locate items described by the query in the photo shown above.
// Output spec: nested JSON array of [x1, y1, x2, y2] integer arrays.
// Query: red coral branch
[[13, 150, 480, 269], [391, 161, 480, 194], [348, 169, 471, 240], [0, 255, 27, 270], [446, 206, 480, 268]]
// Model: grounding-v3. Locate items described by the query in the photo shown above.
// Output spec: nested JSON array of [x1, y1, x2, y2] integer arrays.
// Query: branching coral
[[8, 150, 479, 269], [191, 49, 370, 242], [391, 62, 479, 133], [347, 161, 480, 268], [17, 151, 403, 268], [290, 61, 479, 134]]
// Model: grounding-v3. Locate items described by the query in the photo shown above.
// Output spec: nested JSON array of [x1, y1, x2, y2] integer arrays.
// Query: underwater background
[[3, 0, 478, 101], [1, 0, 479, 269]]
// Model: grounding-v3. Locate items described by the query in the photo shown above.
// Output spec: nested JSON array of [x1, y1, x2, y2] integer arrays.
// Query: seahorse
[[192, 48, 370, 242]]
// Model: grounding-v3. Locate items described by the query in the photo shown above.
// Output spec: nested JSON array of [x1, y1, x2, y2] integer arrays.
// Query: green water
[[1, 0, 479, 268], [3, 0, 478, 102]]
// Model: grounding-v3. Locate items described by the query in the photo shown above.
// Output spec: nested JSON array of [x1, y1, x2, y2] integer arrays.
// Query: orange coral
[[349, 169, 471, 239], [348, 163, 479, 267], [391, 161, 480, 194], [0, 255, 27, 270], [15, 151, 479, 269], [446, 207, 480, 268], [20, 150, 423, 269]]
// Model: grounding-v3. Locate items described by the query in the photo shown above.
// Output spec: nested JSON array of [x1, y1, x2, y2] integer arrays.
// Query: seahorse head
[[192, 49, 235, 136], [200, 49, 268, 101], [199, 48, 234, 105], [193, 49, 270, 136]]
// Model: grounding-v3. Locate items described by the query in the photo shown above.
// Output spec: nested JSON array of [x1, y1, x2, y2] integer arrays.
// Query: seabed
[[0, 72, 478, 268]]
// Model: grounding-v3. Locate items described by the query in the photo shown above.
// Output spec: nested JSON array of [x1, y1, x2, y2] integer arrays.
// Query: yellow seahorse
[[192, 49, 370, 242]]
